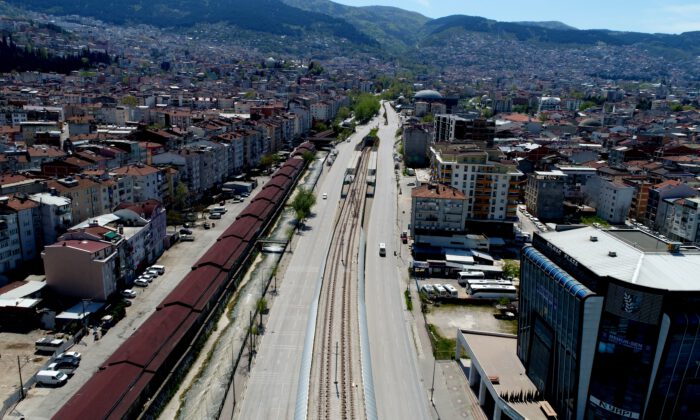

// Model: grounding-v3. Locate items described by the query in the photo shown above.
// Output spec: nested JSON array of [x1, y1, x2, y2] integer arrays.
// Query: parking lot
[[425, 297, 518, 341], [7, 178, 268, 418]]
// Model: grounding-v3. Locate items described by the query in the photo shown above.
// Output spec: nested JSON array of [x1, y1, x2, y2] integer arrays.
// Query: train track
[[312, 148, 371, 420]]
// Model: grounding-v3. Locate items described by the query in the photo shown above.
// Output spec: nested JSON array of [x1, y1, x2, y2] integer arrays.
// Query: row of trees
[[0, 35, 111, 74], [352, 93, 381, 123]]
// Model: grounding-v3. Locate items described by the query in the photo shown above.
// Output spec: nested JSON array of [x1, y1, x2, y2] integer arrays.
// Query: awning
[[56, 301, 106, 321], [444, 249, 475, 265]]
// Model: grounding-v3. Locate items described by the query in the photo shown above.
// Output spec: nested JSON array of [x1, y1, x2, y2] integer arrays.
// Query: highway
[[364, 104, 432, 420], [232, 119, 381, 419]]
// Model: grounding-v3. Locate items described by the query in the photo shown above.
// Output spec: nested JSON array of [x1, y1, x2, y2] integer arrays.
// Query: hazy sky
[[332, 0, 700, 34]]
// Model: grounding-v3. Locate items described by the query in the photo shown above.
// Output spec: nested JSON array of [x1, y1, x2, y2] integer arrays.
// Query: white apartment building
[[583, 176, 635, 224], [430, 145, 522, 221]]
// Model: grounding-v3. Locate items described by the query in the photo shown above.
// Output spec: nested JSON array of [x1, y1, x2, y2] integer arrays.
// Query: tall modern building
[[519, 227, 700, 420]]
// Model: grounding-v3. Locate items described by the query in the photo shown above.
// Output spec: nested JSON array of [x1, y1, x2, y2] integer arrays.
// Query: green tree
[[291, 187, 316, 229], [120, 95, 138, 107], [337, 106, 351, 121], [503, 260, 520, 279], [352, 93, 381, 123], [579, 101, 597, 111], [260, 153, 279, 170], [173, 182, 189, 211], [421, 114, 434, 123], [301, 151, 316, 165]]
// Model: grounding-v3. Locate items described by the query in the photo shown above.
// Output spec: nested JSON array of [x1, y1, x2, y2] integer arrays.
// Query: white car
[[134, 279, 149, 287], [146, 269, 159, 277], [322, 193, 328, 199], [121, 289, 136, 298], [140, 273, 155, 282], [55, 351, 82, 363]]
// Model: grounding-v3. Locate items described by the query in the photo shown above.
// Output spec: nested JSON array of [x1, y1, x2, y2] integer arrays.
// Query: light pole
[[430, 357, 436, 404]]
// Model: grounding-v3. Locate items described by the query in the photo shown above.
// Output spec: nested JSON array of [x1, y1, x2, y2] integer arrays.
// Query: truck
[[223, 181, 254, 195]]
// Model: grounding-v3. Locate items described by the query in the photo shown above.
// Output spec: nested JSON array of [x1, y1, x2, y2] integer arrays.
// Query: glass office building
[[520, 227, 700, 420]]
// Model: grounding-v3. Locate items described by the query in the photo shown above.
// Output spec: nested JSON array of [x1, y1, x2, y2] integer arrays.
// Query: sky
[[332, 0, 700, 34]]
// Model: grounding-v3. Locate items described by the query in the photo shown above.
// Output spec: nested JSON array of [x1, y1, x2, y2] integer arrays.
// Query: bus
[[466, 284, 517, 300], [465, 279, 514, 287], [35, 337, 66, 353], [457, 271, 485, 286], [443, 284, 459, 298]]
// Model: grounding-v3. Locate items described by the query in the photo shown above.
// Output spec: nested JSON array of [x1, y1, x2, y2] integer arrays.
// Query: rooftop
[[460, 330, 549, 420], [412, 184, 466, 200], [540, 227, 700, 291]]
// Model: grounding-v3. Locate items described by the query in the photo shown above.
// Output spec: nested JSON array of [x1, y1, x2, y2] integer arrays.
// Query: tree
[[421, 114, 434, 123], [352, 93, 380, 123], [503, 260, 520, 279], [260, 153, 279, 170], [120, 95, 138, 107], [301, 151, 316, 165], [173, 182, 189, 211], [291, 187, 316, 230], [337, 106, 351, 121]]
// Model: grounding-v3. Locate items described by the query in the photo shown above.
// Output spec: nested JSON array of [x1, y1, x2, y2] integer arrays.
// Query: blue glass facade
[[519, 246, 595, 420]]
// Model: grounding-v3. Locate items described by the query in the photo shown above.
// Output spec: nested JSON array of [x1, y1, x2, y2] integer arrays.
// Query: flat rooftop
[[460, 330, 549, 420], [540, 227, 700, 291]]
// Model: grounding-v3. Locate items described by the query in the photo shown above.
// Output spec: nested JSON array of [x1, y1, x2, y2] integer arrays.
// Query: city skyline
[[333, 0, 700, 34]]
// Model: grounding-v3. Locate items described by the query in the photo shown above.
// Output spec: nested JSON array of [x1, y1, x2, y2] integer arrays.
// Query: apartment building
[[660, 197, 700, 245], [30, 192, 72, 246], [524, 170, 567, 221], [434, 115, 495, 145], [430, 144, 522, 221], [411, 184, 467, 234], [583, 176, 635, 224], [112, 163, 163, 203], [43, 239, 118, 300]]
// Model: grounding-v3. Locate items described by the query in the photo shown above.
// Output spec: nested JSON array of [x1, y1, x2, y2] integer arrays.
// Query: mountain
[[422, 15, 700, 55], [5, 0, 378, 46], [281, 0, 429, 50], [514, 21, 577, 31]]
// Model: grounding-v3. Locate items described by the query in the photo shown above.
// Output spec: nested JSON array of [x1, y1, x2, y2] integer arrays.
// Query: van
[[36, 370, 68, 386], [211, 207, 227, 214], [433, 284, 447, 297], [149, 265, 165, 275], [420, 284, 436, 297], [379, 243, 386, 257]]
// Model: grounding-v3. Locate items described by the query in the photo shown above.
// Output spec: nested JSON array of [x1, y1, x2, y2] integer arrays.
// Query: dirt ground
[[0, 330, 55, 401], [426, 302, 518, 341]]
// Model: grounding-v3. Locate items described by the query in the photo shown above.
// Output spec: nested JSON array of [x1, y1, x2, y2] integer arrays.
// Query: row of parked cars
[[121, 265, 166, 299], [521, 208, 548, 232], [36, 351, 82, 386]]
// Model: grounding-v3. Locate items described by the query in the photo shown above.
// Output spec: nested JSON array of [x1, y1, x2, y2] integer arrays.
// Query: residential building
[[43, 239, 118, 300], [517, 227, 700, 420], [411, 184, 467, 236], [660, 197, 700, 244], [0, 204, 22, 273], [112, 164, 162, 203], [47, 176, 103, 225], [434, 114, 495, 145], [524, 170, 566, 221], [403, 123, 433, 167], [430, 144, 522, 221], [583, 176, 634, 224], [30, 192, 72, 246], [0, 195, 41, 262], [645, 180, 698, 230]]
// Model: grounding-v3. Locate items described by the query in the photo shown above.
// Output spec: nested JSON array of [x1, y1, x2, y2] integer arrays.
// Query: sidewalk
[[395, 165, 483, 420]]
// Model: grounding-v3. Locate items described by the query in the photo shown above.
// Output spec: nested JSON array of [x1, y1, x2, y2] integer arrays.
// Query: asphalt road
[[11, 182, 266, 420], [233, 119, 381, 419], [364, 105, 432, 420]]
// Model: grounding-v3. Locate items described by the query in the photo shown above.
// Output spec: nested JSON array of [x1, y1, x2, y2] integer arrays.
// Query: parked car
[[140, 273, 155, 282], [55, 351, 82, 363], [179, 228, 193, 235], [47, 362, 77, 376], [209, 213, 222, 220], [203, 222, 211, 229], [146, 269, 160, 277], [180, 234, 195, 241], [123, 299, 132, 307], [36, 370, 68, 386], [322, 193, 328, 199], [149, 265, 165, 275], [134, 279, 149, 287], [121, 289, 136, 298]]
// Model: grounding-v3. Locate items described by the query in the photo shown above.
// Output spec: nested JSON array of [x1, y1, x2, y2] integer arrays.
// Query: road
[[364, 104, 432, 420], [232, 120, 380, 419], [10, 181, 267, 420]]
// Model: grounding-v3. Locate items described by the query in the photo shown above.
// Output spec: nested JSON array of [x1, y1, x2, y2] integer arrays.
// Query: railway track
[[312, 147, 371, 420]]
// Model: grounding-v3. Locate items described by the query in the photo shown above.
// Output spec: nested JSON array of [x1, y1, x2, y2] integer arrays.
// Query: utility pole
[[17, 355, 24, 400], [430, 357, 436, 404]]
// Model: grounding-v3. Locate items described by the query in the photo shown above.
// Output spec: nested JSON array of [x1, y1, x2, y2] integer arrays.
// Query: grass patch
[[581, 215, 610, 227], [427, 324, 456, 360], [404, 290, 413, 311]]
